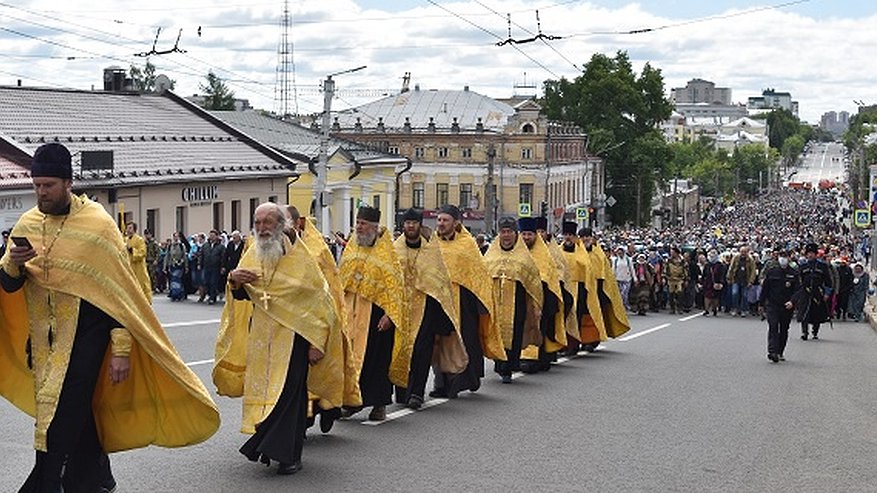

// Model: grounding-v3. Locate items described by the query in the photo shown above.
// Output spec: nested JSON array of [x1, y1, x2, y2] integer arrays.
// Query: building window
[[388, 146, 399, 155], [231, 200, 241, 232], [268, 195, 277, 203], [175, 206, 186, 235], [373, 194, 380, 210], [459, 183, 473, 209], [413, 182, 425, 208], [213, 202, 224, 232], [436, 183, 449, 207], [146, 208, 158, 238], [519, 183, 534, 206], [414, 147, 425, 158], [437, 147, 449, 158], [249, 198, 259, 230], [522, 123, 534, 133], [461, 147, 472, 159], [521, 147, 533, 160]]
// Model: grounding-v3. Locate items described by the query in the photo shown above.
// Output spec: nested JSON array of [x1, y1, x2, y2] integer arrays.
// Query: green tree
[[199, 71, 236, 110], [129, 59, 176, 93], [766, 108, 801, 150], [542, 51, 673, 225]]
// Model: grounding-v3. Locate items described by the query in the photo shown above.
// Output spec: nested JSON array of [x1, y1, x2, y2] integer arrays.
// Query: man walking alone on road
[[759, 250, 799, 362]]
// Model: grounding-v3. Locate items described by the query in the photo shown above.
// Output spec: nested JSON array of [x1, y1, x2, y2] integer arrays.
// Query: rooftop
[[0, 86, 300, 188]]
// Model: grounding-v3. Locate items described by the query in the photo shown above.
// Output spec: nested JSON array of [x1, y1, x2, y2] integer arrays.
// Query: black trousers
[[20, 319, 111, 493], [359, 306, 394, 408], [240, 333, 310, 466], [801, 321, 821, 336], [766, 307, 792, 355], [406, 297, 453, 400]]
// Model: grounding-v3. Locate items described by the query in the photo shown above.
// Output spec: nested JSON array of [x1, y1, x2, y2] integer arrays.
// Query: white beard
[[254, 230, 285, 268]]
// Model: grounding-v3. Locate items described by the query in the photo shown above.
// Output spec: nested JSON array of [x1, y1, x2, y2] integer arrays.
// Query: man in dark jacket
[[201, 230, 225, 305], [759, 251, 799, 362], [222, 230, 245, 291], [795, 243, 832, 340]]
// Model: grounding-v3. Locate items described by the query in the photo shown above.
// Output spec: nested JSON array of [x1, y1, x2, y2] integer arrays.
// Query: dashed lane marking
[[360, 349, 598, 426], [678, 312, 703, 322], [617, 323, 671, 342], [164, 319, 221, 328], [186, 359, 215, 367]]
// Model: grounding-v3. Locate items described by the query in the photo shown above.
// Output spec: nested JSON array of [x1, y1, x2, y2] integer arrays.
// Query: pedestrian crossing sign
[[576, 207, 589, 220], [854, 209, 871, 228], [519, 203, 532, 217]]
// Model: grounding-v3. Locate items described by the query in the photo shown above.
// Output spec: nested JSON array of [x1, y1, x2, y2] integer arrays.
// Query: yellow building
[[333, 88, 603, 234], [210, 111, 408, 236]]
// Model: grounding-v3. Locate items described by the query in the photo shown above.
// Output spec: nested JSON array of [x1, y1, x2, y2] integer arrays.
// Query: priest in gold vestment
[[286, 205, 361, 433], [518, 217, 566, 373], [484, 216, 543, 384], [0, 143, 219, 492], [560, 222, 607, 355], [433, 205, 505, 397], [394, 208, 466, 409], [125, 221, 152, 303], [214, 202, 337, 475], [578, 228, 630, 342], [338, 206, 410, 422]]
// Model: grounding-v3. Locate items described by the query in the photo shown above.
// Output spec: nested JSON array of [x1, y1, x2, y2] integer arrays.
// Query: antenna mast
[[274, 0, 298, 117]]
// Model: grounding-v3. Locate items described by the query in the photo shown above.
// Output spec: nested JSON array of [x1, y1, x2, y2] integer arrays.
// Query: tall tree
[[199, 71, 236, 110], [542, 51, 673, 225]]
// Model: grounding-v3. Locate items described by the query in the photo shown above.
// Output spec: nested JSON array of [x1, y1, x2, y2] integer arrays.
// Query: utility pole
[[486, 144, 496, 234], [315, 65, 366, 235]]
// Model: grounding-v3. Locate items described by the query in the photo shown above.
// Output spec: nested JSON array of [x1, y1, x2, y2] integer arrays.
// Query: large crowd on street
[[0, 142, 870, 490]]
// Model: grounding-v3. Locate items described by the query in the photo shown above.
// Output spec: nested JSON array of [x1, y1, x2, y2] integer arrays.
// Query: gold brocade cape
[[483, 235, 544, 350], [301, 220, 362, 408], [0, 195, 219, 453], [394, 233, 467, 374], [434, 227, 506, 361], [562, 240, 607, 344], [338, 228, 411, 387], [522, 236, 567, 355], [126, 233, 152, 303], [213, 235, 340, 433], [587, 244, 630, 338]]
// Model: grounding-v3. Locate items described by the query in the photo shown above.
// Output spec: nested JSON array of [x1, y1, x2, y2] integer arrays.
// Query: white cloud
[[0, 1, 873, 122]]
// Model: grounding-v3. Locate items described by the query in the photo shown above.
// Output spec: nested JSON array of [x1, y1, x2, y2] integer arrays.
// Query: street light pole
[[314, 65, 366, 236]]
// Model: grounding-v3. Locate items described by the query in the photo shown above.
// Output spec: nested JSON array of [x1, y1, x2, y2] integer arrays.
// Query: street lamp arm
[[328, 65, 367, 79]]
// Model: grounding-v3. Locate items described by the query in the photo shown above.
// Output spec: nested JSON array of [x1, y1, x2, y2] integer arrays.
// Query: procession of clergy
[[213, 201, 632, 475], [1, 194, 633, 482]]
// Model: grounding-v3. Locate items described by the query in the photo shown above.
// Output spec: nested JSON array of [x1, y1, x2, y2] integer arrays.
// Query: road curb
[[866, 295, 877, 334]]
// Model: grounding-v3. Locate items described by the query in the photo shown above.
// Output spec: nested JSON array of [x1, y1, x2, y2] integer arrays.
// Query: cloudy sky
[[1, 0, 874, 123]]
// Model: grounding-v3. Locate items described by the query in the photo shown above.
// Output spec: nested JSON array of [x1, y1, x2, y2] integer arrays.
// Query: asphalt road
[[794, 142, 847, 186], [2, 297, 876, 492]]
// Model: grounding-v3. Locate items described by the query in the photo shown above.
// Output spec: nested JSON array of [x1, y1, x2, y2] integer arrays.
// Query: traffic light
[[540, 201, 548, 217]]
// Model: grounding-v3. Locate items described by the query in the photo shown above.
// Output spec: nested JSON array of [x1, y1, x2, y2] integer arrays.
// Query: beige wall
[[83, 177, 288, 241]]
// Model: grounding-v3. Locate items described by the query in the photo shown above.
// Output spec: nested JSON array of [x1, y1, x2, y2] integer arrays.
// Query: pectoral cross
[[498, 272, 512, 304], [259, 290, 272, 310]]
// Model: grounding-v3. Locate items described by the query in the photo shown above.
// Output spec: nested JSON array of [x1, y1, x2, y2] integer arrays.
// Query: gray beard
[[255, 231, 285, 267], [356, 230, 377, 247]]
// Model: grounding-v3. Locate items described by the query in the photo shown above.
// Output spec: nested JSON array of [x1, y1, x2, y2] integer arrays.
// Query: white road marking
[[186, 359, 215, 367], [678, 312, 703, 322], [618, 323, 671, 341], [164, 319, 221, 328], [362, 349, 596, 426]]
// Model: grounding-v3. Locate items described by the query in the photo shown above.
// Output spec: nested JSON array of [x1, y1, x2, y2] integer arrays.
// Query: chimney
[[17, 79, 22, 87], [463, 85, 469, 92]]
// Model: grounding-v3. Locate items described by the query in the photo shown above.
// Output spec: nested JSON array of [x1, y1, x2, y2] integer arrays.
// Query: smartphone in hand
[[10, 236, 33, 250]]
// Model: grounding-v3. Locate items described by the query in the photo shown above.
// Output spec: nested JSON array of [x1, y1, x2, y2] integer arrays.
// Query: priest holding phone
[[0, 143, 219, 493]]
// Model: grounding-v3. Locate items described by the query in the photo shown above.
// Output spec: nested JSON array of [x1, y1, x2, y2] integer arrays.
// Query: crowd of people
[[0, 142, 872, 490]]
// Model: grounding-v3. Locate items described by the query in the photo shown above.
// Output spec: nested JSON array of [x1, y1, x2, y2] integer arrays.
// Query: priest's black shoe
[[406, 394, 424, 410], [767, 353, 779, 363], [277, 462, 303, 475], [500, 374, 512, 384], [428, 387, 448, 398]]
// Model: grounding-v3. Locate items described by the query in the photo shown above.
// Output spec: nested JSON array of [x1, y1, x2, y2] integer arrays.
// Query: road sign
[[576, 207, 589, 221], [855, 209, 871, 228], [605, 196, 617, 207], [518, 203, 531, 217]]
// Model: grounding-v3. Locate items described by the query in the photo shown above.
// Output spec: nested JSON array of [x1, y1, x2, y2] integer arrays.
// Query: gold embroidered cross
[[259, 290, 272, 310]]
